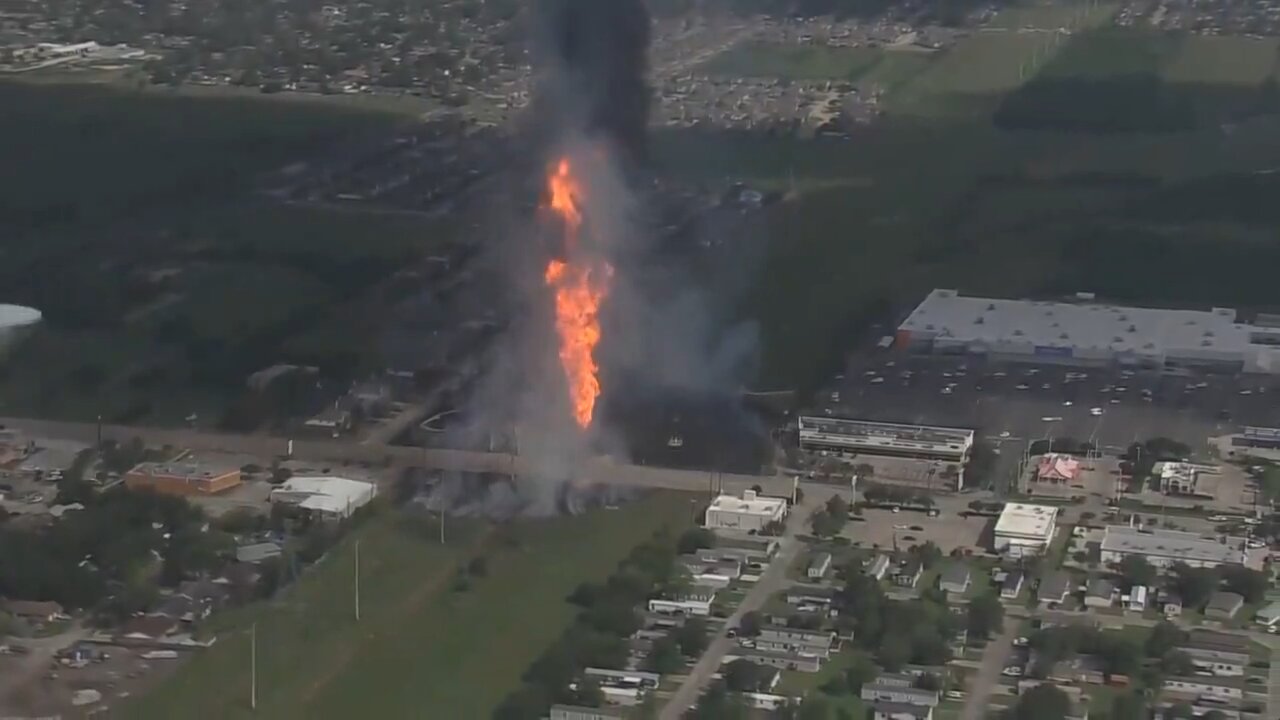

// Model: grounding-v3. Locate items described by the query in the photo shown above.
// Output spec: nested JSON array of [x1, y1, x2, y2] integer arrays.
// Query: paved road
[[0, 416, 792, 495], [659, 502, 815, 720], [959, 623, 1015, 720]]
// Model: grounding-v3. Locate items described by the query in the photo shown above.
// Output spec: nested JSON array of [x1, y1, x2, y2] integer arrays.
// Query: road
[[0, 623, 88, 713], [0, 416, 792, 495], [959, 623, 1015, 720], [659, 500, 815, 719]]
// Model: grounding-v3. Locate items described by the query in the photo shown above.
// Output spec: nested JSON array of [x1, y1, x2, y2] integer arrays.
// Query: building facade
[[993, 503, 1059, 557], [124, 460, 242, 497], [703, 490, 787, 532]]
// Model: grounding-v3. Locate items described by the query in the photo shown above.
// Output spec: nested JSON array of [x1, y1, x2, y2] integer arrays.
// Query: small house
[[1001, 571, 1025, 600], [3, 599, 64, 624], [1038, 571, 1073, 607], [894, 561, 923, 589], [939, 564, 971, 596], [1205, 591, 1245, 621], [866, 554, 891, 581], [1126, 585, 1148, 612], [807, 552, 833, 580], [1084, 578, 1116, 609]]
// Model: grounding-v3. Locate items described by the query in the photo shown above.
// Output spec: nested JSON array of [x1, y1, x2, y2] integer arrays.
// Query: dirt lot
[[1, 644, 187, 718]]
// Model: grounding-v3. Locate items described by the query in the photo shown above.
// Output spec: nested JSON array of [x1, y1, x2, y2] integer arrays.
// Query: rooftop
[[940, 564, 971, 587], [899, 288, 1280, 358], [1101, 526, 1248, 565], [707, 490, 786, 518], [994, 503, 1059, 540], [129, 456, 239, 482], [1206, 591, 1245, 614], [1039, 571, 1074, 600], [868, 701, 932, 719], [798, 415, 973, 446], [271, 476, 375, 515]]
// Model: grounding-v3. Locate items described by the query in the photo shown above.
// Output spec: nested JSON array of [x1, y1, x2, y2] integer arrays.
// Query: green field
[[125, 492, 698, 719], [0, 81, 461, 425], [700, 42, 887, 80], [1163, 34, 1280, 85]]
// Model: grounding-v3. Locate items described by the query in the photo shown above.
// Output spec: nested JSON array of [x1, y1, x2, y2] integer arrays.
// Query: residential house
[[549, 705, 625, 720], [785, 583, 838, 611], [1084, 578, 1116, 609], [1205, 592, 1244, 621], [1038, 571, 1073, 607], [1001, 571, 1025, 600], [235, 542, 282, 564], [1160, 589, 1183, 619], [1154, 703, 1240, 720], [939, 564, 971, 597], [736, 648, 822, 673], [1126, 585, 1148, 612], [3, 599, 64, 624], [118, 615, 180, 643], [866, 554, 891, 581], [894, 561, 923, 589], [872, 701, 934, 720], [1179, 630, 1249, 677], [583, 667, 660, 690], [648, 585, 717, 617], [1162, 676, 1243, 703], [807, 552, 833, 580], [755, 626, 835, 659], [861, 680, 939, 707], [1254, 600, 1280, 629]]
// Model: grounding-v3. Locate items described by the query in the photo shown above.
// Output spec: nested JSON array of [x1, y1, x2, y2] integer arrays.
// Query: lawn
[[1163, 35, 1280, 86], [700, 42, 886, 80], [124, 491, 699, 720]]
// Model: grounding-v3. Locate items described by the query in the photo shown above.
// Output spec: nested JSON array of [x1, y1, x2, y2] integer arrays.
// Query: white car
[[1062, 401, 1073, 407], [1090, 407, 1103, 416], [1001, 667, 1023, 677], [871, 376, 885, 384], [1016, 383, 1030, 390], [941, 387, 953, 395]]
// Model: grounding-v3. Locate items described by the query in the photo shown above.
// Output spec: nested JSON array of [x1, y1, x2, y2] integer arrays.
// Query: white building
[[648, 585, 716, 617], [1100, 526, 1250, 569], [993, 503, 1059, 557], [704, 490, 787, 532], [797, 416, 973, 466], [1255, 601, 1280, 628], [269, 476, 377, 519], [896, 288, 1280, 373]]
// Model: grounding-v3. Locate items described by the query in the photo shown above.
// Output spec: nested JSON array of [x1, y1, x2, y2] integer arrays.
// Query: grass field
[[700, 42, 886, 80], [124, 492, 698, 719], [1163, 35, 1280, 85]]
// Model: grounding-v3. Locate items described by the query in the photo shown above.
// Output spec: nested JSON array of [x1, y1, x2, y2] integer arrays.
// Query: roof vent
[[1128, 325, 1137, 332], [987, 303, 996, 311], [1060, 333, 1069, 340], [975, 316, 984, 324]]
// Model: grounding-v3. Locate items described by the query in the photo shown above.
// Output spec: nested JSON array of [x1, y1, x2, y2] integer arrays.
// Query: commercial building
[[993, 503, 1059, 557], [797, 416, 973, 467], [125, 457, 242, 497], [896, 288, 1280, 373], [1156, 462, 1203, 495], [1230, 426, 1280, 452], [1100, 526, 1250, 569], [269, 476, 377, 519], [1035, 454, 1081, 485], [703, 490, 787, 532]]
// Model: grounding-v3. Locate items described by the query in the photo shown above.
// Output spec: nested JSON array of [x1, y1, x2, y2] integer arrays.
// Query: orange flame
[[544, 157, 612, 429]]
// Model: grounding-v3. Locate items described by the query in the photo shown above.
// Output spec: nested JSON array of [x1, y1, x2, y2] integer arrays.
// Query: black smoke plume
[[536, 0, 652, 162]]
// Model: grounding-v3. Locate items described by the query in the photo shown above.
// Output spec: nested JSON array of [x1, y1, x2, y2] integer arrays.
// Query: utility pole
[[440, 509, 446, 545], [250, 622, 257, 711], [354, 540, 361, 622]]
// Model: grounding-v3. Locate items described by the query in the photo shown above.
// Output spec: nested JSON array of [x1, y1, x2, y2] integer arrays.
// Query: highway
[[0, 416, 791, 495]]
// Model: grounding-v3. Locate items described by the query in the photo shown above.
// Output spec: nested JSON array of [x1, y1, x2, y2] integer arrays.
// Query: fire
[[544, 157, 611, 429]]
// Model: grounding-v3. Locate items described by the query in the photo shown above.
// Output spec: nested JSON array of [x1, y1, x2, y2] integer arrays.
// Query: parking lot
[[815, 353, 1280, 457], [849, 502, 991, 554]]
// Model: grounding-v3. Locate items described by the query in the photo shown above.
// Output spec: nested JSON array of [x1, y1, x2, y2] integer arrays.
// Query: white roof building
[[993, 503, 1059, 557], [896, 288, 1280, 372], [704, 489, 787, 532], [269, 476, 377, 518], [1100, 526, 1250, 569]]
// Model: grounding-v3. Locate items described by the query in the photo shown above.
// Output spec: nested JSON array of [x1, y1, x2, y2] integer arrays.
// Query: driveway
[[659, 501, 815, 719]]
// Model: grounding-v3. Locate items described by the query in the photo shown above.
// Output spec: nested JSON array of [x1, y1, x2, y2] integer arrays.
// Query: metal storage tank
[[0, 304, 42, 357]]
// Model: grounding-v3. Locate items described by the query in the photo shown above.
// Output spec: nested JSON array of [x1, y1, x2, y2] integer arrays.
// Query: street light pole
[[250, 622, 257, 711]]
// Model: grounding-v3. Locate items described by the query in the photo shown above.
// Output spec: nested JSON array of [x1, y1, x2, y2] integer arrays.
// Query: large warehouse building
[[1100, 526, 1253, 569], [797, 416, 973, 464], [993, 503, 1059, 557], [896, 289, 1280, 372]]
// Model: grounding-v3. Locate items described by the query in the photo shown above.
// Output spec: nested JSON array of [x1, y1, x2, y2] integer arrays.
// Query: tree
[[878, 635, 911, 672], [677, 528, 715, 554], [1145, 621, 1188, 658], [1010, 684, 1070, 720], [797, 694, 833, 720], [825, 494, 850, 516], [1110, 691, 1147, 720], [685, 680, 747, 720], [724, 659, 768, 692], [1118, 555, 1156, 588], [738, 610, 763, 638], [967, 593, 1005, 640], [843, 653, 878, 692], [1161, 650, 1195, 676], [676, 617, 709, 657], [1222, 566, 1269, 603], [647, 635, 683, 674], [910, 542, 943, 570], [1171, 563, 1220, 609], [567, 675, 604, 707], [811, 510, 846, 538]]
